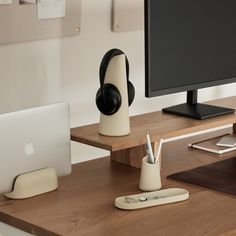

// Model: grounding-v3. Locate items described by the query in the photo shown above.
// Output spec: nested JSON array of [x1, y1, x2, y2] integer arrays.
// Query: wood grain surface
[[71, 96, 236, 152], [1, 129, 236, 236], [72, 96, 236, 168]]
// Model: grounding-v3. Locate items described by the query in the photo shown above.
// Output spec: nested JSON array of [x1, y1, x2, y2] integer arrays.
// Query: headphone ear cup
[[127, 81, 135, 106], [96, 84, 122, 116]]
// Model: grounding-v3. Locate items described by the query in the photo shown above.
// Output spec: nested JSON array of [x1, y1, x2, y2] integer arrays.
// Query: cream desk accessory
[[139, 156, 162, 191], [139, 137, 163, 191], [115, 188, 189, 210], [96, 49, 135, 136], [4, 168, 58, 200]]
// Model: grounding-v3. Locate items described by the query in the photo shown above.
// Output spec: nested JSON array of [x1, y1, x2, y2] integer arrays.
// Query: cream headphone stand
[[99, 54, 130, 136], [4, 168, 58, 200]]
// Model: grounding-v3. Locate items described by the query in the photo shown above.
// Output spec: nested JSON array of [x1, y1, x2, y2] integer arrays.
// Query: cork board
[[0, 0, 81, 45], [112, 0, 144, 32]]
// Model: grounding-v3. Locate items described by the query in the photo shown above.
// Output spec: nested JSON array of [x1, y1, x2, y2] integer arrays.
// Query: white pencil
[[146, 132, 155, 164], [155, 138, 163, 163]]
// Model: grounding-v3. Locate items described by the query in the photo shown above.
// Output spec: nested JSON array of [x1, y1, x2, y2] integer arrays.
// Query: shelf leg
[[110, 145, 145, 168], [233, 123, 236, 134], [110, 141, 162, 169]]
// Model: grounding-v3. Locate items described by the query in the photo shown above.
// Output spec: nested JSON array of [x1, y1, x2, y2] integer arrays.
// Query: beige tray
[[115, 188, 189, 210]]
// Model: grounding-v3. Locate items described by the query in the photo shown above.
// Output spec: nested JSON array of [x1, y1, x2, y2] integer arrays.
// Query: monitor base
[[162, 103, 235, 120]]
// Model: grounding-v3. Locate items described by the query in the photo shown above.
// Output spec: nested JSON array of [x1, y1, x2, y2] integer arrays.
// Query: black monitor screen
[[145, 0, 236, 97]]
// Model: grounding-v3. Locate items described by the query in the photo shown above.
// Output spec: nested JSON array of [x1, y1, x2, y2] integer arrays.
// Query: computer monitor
[[0, 103, 71, 194], [145, 0, 236, 119]]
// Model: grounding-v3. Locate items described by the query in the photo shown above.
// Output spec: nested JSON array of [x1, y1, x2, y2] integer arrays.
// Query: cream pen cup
[[139, 156, 162, 191]]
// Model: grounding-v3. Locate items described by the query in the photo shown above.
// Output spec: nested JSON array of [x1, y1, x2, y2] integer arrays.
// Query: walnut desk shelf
[[71, 96, 236, 168]]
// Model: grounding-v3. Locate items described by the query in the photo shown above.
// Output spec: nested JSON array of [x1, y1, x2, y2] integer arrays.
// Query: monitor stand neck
[[187, 90, 198, 105], [162, 89, 235, 120]]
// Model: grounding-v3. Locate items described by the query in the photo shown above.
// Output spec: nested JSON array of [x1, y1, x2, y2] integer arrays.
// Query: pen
[[145, 142, 152, 164], [155, 138, 163, 163], [145, 132, 155, 164]]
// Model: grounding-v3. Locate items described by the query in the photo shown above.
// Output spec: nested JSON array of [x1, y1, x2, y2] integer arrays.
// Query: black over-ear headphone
[[96, 49, 135, 116]]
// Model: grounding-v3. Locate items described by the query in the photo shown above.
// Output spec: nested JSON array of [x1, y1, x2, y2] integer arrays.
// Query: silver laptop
[[0, 103, 71, 194]]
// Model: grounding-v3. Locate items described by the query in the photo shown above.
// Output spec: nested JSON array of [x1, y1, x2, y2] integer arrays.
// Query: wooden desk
[[0, 129, 236, 236], [71, 96, 236, 168]]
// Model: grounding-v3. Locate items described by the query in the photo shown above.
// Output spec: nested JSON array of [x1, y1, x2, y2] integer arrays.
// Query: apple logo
[[24, 142, 35, 156]]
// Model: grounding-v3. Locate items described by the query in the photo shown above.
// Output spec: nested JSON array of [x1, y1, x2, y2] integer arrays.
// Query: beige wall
[[0, 0, 236, 164]]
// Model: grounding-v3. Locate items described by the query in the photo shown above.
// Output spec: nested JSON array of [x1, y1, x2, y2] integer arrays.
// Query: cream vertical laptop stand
[[4, 168, 58, 199]]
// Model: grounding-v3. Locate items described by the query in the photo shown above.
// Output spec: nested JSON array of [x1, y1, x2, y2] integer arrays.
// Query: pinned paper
[[38, 0, 65, 20], [0, 0, 12, 4], [20, 0, 36, 4]]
